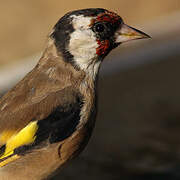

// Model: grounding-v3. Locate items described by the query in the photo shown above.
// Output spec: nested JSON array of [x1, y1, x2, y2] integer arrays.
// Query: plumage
[[0, 42, 97, 179], [0, 8, 150, 180]]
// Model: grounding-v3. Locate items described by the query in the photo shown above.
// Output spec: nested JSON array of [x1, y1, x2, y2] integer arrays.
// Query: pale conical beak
[[115, 23, 151, 43]]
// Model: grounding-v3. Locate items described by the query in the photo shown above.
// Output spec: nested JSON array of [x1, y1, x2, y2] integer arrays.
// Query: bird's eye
[[94, 23, 105, 32]]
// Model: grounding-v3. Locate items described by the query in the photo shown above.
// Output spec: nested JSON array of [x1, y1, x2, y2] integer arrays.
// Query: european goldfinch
[[0, 8, 150, 180]]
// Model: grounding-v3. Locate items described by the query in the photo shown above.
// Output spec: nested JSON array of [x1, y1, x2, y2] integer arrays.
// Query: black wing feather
[[14, 94, 83, 156]]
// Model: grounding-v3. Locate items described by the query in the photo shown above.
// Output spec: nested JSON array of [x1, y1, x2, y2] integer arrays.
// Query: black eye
[[94, 23, 105, 32]]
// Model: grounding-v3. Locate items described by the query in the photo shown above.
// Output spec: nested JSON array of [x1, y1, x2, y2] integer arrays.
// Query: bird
[[0, 8, 150, 180]]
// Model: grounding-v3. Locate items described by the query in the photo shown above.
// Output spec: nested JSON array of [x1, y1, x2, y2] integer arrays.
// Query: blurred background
[[1, 0, 180, 179]]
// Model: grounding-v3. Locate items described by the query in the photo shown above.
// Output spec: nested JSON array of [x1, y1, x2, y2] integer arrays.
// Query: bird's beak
[[115, 23, 151, 43]]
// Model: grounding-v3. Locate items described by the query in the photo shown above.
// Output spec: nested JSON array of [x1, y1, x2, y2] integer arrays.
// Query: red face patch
[[96, 11, 120, 24], [96, 40, 110, 56], [90, 11, 121, 27], [91, 11, 121, 56]]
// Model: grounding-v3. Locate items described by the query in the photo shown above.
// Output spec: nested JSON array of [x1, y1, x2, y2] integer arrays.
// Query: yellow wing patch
[[0, 121, 38, 167], [0, 130, 18, 144], [0, 155, 20, 167]]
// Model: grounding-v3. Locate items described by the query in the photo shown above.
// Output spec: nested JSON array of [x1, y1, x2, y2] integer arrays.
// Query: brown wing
[[0, 55, 81, 140]]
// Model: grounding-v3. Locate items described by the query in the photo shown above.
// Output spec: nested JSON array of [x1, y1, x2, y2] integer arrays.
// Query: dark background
[[53, 52, 180, 180]]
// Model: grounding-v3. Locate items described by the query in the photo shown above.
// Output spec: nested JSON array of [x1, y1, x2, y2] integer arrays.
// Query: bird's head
[[50, 8, 150, 78]]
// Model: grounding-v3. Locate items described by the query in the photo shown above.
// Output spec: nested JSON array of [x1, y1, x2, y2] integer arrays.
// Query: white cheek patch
[[69, 15, 101, 78], [69, 29, 98, 63]]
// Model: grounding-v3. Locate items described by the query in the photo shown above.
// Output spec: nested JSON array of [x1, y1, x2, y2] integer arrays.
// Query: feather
[[0, 121, 38, 167]]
